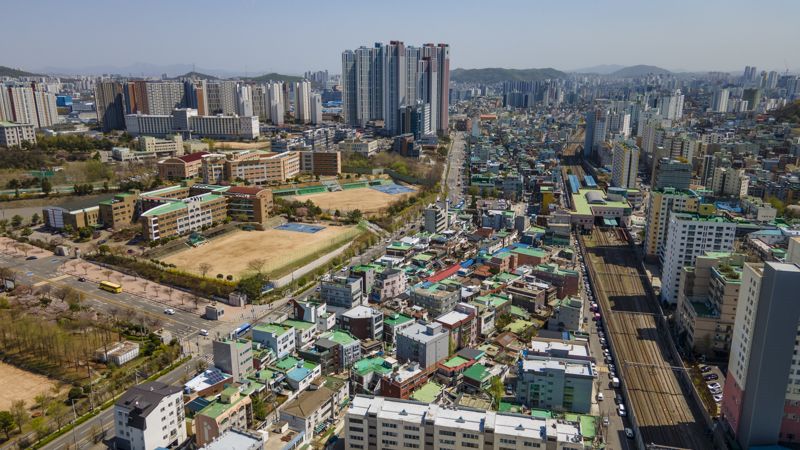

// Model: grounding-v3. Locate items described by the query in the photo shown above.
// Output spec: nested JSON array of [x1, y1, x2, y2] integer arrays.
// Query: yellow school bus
[[99, 281, 122, 293]]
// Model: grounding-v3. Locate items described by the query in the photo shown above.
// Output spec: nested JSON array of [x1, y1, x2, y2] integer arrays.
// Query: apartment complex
[[423, 202, 449, 234], [652, 157, 692, 190], [114, 382, 187, 450], [610, 141, 639, 189], [0, 82, 58, 128], [125, 108, 259, 140], [644, 188, 701, 261], [345, 395, 589, 450], [722, 262, 800, 448], [661, 213, 736, 304], [676, 252, 745, 356], [0, 121, 36, 147], [341, 41, 450, 135]]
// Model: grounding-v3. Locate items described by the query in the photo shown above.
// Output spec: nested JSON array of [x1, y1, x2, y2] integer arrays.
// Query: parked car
[[618, 404, 627, 416], [707, 382, 721, 390], [713, 394, 723, 403], [704, 374, 719, 381], [624, 428, 634, 439], [615, 394, 623, 404], [603, 416, 609, 426], [199, 329, 209, 336], [596, 392, 604, 401], [700, 365, 712, 373]]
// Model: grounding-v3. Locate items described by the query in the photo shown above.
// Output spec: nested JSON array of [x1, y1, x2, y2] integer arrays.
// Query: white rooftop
[[520, 356, 592, 377], [435, 309, 470, 326], [528, 339, 590, 359], [343, 305, 381, 319]]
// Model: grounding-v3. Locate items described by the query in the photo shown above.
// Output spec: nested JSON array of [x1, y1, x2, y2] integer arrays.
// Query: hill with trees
[[246, 72, 303, 83], [609, 65, 671, 77], [0, 65, 40, 77], [772, 100, 800, 124]]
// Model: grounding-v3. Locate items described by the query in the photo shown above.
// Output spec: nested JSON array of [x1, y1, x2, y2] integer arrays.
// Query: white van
[[611, 377, 620, 388]]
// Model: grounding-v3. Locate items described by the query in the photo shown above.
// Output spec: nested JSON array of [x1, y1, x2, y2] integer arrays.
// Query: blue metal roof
[[584, 175, 597, 188]]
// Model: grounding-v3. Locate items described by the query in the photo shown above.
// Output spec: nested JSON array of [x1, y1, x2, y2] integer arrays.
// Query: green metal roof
[[281, 319, 315, 330], [442, 356, 469, 368], [410, 381, 442, 403], [353, 357, 393, 376], [463, 363, 491, 382], [384, 313, 413, 327]]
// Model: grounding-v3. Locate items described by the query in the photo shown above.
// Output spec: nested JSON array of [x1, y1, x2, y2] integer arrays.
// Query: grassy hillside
[[450, 67, 566, 83]]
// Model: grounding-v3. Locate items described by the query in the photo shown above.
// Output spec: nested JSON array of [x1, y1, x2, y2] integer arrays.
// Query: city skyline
[[1, 0, 798, 76]]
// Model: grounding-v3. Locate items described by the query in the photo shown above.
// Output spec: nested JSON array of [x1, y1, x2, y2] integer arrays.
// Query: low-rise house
[[516, 354, 594, 413], [194, 386, 253, 447], [396, 322, 449, 369], [252, 323, 296, 359], [279, 377, 349, 438]]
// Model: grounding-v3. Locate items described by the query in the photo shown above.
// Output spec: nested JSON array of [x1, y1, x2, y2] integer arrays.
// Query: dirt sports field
[[163, 225, 361, 279], [291, 186, 416, 214], [0, 362, 60, 410]]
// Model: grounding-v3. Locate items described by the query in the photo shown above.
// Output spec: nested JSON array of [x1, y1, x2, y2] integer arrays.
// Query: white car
[[618, 404, 627, 416], [199, 329, 209, 336], [596, 392, 604, 401], [164, 308, 175, 315]]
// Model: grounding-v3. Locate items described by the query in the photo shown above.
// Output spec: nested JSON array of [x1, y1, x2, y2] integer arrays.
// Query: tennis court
[[371, 184, 415, 195], [275, 223, 325, 233]]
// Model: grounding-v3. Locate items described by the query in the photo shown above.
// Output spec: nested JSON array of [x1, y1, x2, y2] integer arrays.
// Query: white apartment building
[[0, 121, 36, 147], [252, 323, 296, 359], [339, 139, 378, 157], [345, 395, 588, 450], [711, 167, 749, 198], [294, 80, 311, 124], [114, 382, 187, 450], [660, 212, 736, 304], [610, 142, 639, 189]]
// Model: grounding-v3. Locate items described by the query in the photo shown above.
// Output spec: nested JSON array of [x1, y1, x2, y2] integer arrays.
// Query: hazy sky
[[2, 0, 798, 75]]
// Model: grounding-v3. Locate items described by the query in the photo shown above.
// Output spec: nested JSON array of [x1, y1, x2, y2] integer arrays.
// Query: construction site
[[580, 227, 714, 450]]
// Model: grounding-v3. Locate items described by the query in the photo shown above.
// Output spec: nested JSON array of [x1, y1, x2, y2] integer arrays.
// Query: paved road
[[445, 131, 466, 204], [0, 252, 209, 341], [41, 357, 197, 450]]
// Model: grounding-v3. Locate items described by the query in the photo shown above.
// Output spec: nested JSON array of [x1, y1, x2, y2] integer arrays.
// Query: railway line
[[581, 228, 713, 450]]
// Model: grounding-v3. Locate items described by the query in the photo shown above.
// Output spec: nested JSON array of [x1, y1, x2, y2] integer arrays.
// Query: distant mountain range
[[450, 67, 566, 83], [30, 62, 303, 80], [0, 65, 41, 77], [570, 64, 626, 74]]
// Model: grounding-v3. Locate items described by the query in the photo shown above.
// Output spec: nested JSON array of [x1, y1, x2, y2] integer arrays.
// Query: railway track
[[582, 228, 713, 450]]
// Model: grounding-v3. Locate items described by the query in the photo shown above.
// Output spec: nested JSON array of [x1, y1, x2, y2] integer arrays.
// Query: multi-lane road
[[445, 131, 467, 204], [0, 252, 209, 341]]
